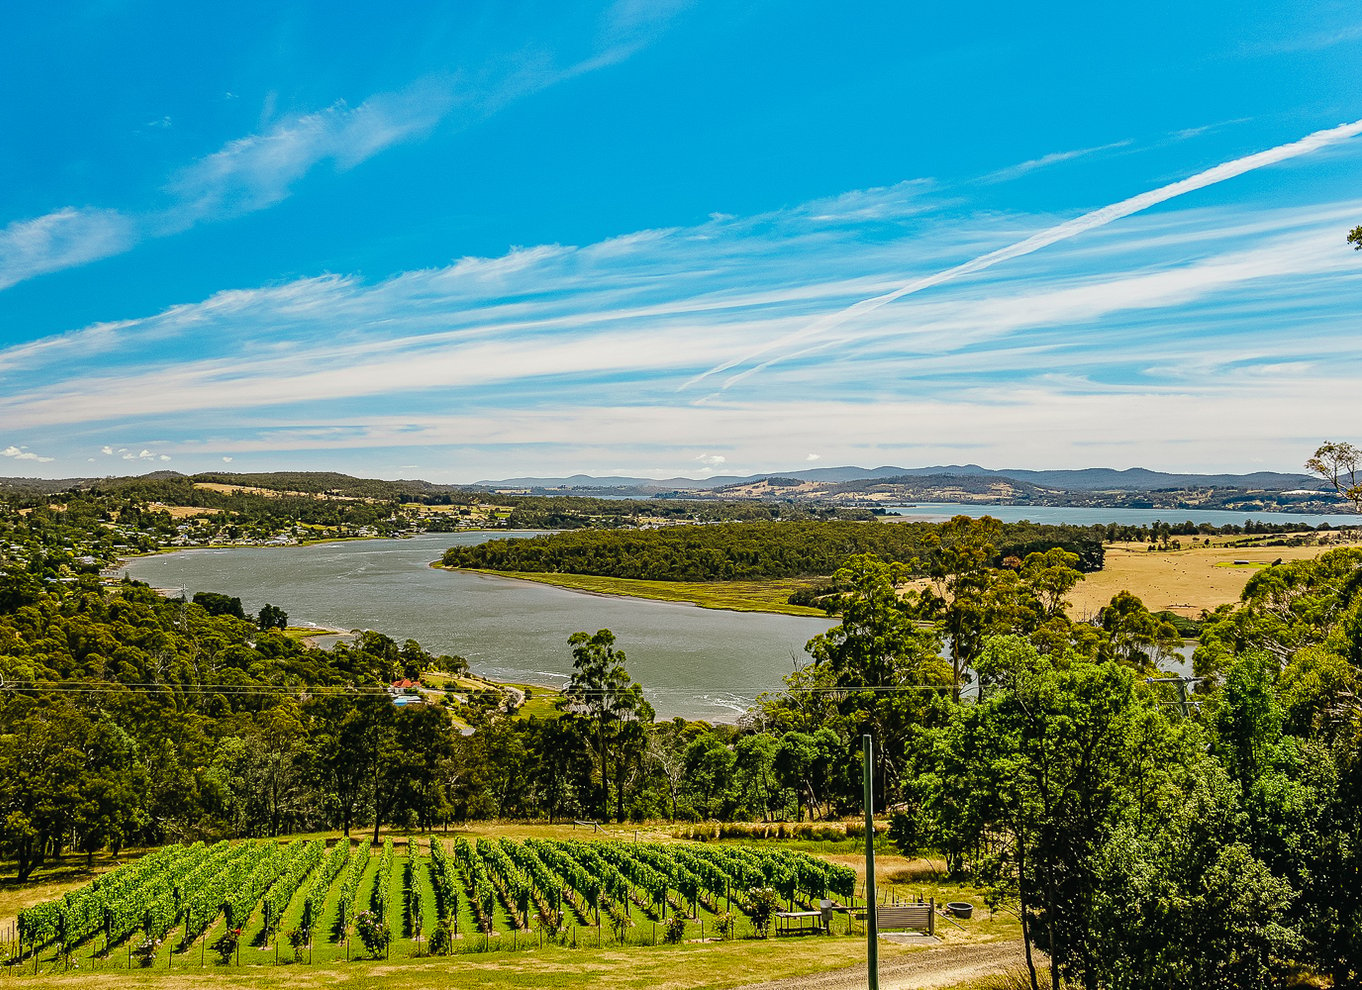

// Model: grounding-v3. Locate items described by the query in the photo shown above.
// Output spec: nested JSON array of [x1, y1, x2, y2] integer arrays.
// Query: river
[[121, 533, 834, 721], [881, 502, 1361, 527]]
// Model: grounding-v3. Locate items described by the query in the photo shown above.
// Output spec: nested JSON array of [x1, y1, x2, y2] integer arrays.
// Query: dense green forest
[[442, 518, 1106, 580]]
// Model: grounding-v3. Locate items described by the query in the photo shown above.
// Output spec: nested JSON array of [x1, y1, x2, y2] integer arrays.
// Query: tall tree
[[927, 636, 1173, 990], [805, 553, 949, 806], [1306, 441, 1362, 512], [560, 629, 651, 821], [1020, 547, 1084, 618], [919, 516, 1020, 701]]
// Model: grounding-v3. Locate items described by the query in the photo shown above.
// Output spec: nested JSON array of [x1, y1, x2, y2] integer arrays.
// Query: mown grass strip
[[464, 570, 829, 617]]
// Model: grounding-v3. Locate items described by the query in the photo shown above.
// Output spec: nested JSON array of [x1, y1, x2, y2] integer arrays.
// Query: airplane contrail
[[685, 116, 1362, 392]]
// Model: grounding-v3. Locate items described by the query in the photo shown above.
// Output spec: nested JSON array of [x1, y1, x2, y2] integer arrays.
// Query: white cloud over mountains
[[2, 445, 54, 463]]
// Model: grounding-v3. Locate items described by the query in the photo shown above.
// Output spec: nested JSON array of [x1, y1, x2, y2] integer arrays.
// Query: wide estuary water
[[883, 502, 1362, 527], [122, 533, 835, 721]]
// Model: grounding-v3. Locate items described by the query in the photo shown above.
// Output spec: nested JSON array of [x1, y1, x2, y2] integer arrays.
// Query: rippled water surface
[[123, 533, 834, 720]]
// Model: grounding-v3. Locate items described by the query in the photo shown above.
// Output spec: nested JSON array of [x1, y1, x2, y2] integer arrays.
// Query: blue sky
[[2, 0, 1361, 481]]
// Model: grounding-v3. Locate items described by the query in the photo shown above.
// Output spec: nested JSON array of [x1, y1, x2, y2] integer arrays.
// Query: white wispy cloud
[[2, 198, 1356, 430], [0, 208, 136, 290], [689, 116, 1362, 391], [1240, 21, 1362, 56], [0, 16, 674, 292], [2, 445, 55, 463], [163, 83, 453, 225], [110, 447, 168, 462], [982, 141, 1132, 184], [3, 138, 1360, 477]]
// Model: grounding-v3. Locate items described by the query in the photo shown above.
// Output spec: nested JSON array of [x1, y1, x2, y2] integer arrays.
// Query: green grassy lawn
[[502, 683, 563, 719], [281, 625, 351, 643], [7, 932, 980, 988], [459, 570, 829, 617], [318, 849, 354, 943]]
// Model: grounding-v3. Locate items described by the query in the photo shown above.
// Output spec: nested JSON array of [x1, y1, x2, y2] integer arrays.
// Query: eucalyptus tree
[[804, 553, 950, 806], [925, 635, 1178, 990], [1306, 441, 1361, 511], [560, 629, 652, 821]]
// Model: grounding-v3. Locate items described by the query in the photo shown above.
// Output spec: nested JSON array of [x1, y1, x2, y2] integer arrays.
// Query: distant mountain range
[[2, 465, 1341, 516], [477, 464, 1323, 493]]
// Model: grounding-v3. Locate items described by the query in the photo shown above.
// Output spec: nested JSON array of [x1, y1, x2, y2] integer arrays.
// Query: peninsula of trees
[[441, 519, 1106, 581]]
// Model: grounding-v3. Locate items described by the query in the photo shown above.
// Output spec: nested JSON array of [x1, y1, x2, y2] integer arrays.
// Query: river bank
[[431, 564, 827, 616]]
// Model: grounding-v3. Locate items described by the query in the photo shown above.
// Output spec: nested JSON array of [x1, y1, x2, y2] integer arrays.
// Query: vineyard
[[7, 836, 860, 973]]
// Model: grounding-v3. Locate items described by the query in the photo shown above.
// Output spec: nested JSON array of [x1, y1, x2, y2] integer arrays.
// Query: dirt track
[[732, 939, 1033, 990]]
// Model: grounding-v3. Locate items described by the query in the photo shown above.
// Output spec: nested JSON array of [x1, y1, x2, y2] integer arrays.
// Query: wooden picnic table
[[774, 910, 827, 936]]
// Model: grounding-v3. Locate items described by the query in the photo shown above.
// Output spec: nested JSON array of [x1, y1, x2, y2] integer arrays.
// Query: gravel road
[[732, 940, 1033, 990]]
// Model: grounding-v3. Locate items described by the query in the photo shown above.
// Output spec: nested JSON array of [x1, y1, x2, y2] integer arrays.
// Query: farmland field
[[4, 833, 932, 979]]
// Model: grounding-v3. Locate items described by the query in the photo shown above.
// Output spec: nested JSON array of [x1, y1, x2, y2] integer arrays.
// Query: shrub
[[287, 926, 307, 962], [133, 936, 159, 967], [213, 928, 241, 965], [888, 811, 923, 860], [714, 912, 735, 940], [355, 910, 391, 958], [428, 921, 452, 956], [663, 914, 687, 944], [748, 886, 780, 938]]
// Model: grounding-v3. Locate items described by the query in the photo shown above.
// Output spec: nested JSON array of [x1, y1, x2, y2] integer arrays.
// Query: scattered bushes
[[714, 912, 735, 939], [674, 821, 886, 842], [287, 926, 307, 962]]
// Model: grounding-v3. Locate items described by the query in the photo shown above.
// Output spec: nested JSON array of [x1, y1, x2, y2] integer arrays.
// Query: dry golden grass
[[191, 483, 363, 502], [148, 503, 219, 519], [1065, 536, 1362, 619]]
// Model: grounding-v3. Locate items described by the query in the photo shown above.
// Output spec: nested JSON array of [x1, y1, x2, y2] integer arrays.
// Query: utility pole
[[863, 734, 878, 990], [1145, 675, 1202, 718]]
